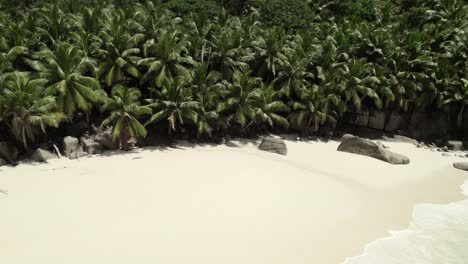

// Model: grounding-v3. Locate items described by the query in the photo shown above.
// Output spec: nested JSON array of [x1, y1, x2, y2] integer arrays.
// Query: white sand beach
[[0, 138, 467, 264]]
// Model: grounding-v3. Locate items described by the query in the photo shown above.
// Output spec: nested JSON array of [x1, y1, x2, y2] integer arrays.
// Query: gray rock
[[453, 162, 468, 171], [457, 154, 466, 158], [447, 141, 464, 151], [69, 151, 88, 160], [63, 136, 80, 157], [384, 113, 405, 133], [95, 129, 116, 150], [0, 158, 8, 166], [338, 136, 410, 165], [258, 137, 287, 155], [442, 146, 449, 152], [466, 154, 468, 158], [354, 110, 369, 127], [83, 138, 103, 155], [383, 135, 412, 144], [408, 112, 449, 140], [0, 141, 18, 163], [391, 135, 419, 144], [442, 153, 451, 157], [342, 134, 355, 140], [226, 141, 239, 148], [31, 148, 58, 162], [368, 110, 385, 130]]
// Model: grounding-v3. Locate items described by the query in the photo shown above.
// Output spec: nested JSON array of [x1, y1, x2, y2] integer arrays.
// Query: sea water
[[344, 180, 468, 264]]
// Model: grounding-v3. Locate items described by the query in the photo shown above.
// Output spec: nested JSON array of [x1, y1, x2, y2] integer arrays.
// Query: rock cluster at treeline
[[1, 131, 468, 168], [338, 135, 410, 165], [0, 128, 121, 166]]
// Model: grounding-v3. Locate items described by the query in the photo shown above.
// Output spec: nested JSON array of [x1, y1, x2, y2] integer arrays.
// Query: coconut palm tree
[[288, 85, 341, 135], [0, 72, 65, 149], [209, 27, 248, 79], [97, 14, 144, 87], [34, 3, 71, 45], [138, 29, 193, 88], [442, 79, 468, 128], [190, 62, 225, 136], [217, 70, 261, 129], [39, 42, 102, 115], [250, 26, 288, 81], [273, 52, 313, 98], [145, 77, 200, 134], [100, 84, 151, 150], [253, 82, 289, 129]]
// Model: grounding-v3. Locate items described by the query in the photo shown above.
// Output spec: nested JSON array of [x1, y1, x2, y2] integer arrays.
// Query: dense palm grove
[[0, 0, 467, 152]]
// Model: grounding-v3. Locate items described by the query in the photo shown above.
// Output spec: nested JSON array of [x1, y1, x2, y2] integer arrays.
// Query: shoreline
[[0, 138, 467, 264]]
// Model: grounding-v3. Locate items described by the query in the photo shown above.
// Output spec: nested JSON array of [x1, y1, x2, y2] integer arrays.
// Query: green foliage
[[0, 72, 65, 149], [145, 77, 200, 134], [101, 84, 151, 149], [39, 42, 102, 115], [0, 0, 467, 152], [258, 0, 314, 31], [322, 0, 377, 22], [162, 0, 221, 17]]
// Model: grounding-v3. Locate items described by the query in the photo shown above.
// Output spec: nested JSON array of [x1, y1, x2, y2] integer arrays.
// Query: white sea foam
[[344, 180, 468, 264]]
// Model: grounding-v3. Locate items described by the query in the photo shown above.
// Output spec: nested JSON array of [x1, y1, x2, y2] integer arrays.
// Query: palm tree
[[145, 77, 200, 134], [217, 70, 261, 129], [250, 27, 288, 81], [190, 62, 225, 136], [273, 52, 313, 98], [98, 14, 144, 87], [209, 27, 248, 79], [100, 85, 151, 150], [253, 83, 289, 129], [138, 29, 193, 88], [288, 85, 342, 135], [39, 42, 102, 115], [34, 3, 71, 45], [0, 72, 65, 149], [442, 79, 468, 128]]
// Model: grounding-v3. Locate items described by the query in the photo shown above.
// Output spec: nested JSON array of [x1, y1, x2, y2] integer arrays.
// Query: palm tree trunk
[[457, 104, 465, 128]]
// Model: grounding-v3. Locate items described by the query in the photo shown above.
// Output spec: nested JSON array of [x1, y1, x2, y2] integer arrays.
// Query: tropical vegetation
[[0, 0, 466, 153]]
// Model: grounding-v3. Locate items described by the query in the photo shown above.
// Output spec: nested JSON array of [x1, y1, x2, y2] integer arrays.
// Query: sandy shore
[[0, 138, 467, 264]]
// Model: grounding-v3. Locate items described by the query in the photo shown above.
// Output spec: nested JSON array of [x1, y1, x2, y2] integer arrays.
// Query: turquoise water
[[345, 181, 468, 264]]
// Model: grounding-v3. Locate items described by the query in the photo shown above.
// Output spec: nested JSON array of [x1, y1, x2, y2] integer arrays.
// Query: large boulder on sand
[[69, 151, 88, 160], [63, 136, 88, 159], [82, 138, 104, 155], [63, 136, 80, 157], [95, 129, 117, 150], [258, 137, 287, 155], [447, 141, 464, 151], [338, 136, 410, 165], [453, 162, 468, 171], [31, 148, 58, 162], [0, 141, 19, 163]]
